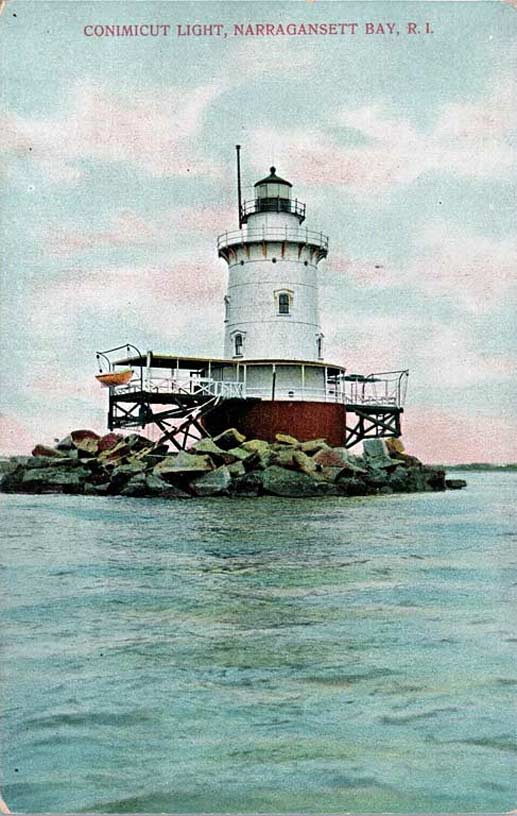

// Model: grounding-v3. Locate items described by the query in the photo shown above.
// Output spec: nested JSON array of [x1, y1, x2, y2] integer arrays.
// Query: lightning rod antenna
[[236, 144, 243, 229]]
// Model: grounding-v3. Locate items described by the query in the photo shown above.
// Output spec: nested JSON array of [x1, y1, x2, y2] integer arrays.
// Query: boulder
[[84, 482, 110, 496], [97, 442, 131, 467], [385, 437, 406, 457], [109, 462, 146, 492], [262, 465, 322, 498], [191, 438, 226, 457], [275, 433, 300, 447], [97, 432, 123, 453], [190, 466, 231, 497], [190, 438, 238, 466], [241, 439, 271, 456], [313, 447, 349, 469], [124, 433, 151, 452], [20, 466, 89, 493], [446, 478, 467, 490], [212, 428, 246, 450], [292, 450, 318, 475], [70, 429, 101, 455], [229, 471, 264, 497], [387, 466, 410, 492], [0, 458, 17, 475], [55, 434, 74, 452], [299, 438, 328, 455], [363, 439, 394, 468], [154, 451, 213, 475], [226, 447, 257, 464], [227, 461, 246, 478], [319, 466, 347, 483], [271, 449, 297, 469], [342, 478, 369, 497], [31, 444, 66, 458]]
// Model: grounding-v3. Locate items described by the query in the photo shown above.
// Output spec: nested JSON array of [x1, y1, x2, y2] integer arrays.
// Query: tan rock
[[154, 451, 213, 474], [275, 433, 300, 447], [292, 450, 318, 474], [299, 439, 328, 455], [385, 437, 406, 456], [241, 439, 271, 456]]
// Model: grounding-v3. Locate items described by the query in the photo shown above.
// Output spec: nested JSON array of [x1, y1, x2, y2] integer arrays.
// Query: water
[[1, 473, 516, 813]]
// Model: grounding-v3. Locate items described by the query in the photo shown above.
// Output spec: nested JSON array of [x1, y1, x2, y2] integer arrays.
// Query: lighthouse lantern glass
[[256, 182, 291, 201]]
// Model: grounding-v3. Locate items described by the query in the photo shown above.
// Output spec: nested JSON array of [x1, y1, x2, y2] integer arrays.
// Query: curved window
[[316, 334, 324, 359], [234, 333, 243, 357], [224, 296, 230, 322]]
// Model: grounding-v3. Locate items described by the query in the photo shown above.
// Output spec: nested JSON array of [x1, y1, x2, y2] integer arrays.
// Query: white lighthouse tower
[[221, 165, 328, 363]]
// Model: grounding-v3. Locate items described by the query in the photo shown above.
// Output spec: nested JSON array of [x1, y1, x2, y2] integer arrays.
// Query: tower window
[[278, 293, 290, 314], [224, 296, 230, 322], [316, 334, 324, 359], [275, 289, 293, 316], [234, 333, 243, 357]]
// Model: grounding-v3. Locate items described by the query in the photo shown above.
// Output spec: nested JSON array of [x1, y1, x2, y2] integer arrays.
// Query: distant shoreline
[[435, 463, 517, 472]]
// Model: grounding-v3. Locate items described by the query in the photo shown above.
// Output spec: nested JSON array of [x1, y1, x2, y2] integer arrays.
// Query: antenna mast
[[236, 144, 242, 228]]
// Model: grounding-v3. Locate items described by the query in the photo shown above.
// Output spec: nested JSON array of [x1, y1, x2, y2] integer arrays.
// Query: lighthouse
[[221, 165, 327, 363], [97, 150, 408, 451]]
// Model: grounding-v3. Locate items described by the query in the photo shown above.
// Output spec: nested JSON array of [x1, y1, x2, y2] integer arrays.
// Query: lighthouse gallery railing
[[111, 370, 408, 409], [217, 225, 329, 254]]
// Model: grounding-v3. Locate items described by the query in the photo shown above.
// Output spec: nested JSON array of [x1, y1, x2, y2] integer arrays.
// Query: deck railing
[[111, 371, 408, 408], [217, 225, 329, 258]]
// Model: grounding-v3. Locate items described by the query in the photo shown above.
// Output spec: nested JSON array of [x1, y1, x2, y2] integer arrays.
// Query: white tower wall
[[218, 167, 328, 363]]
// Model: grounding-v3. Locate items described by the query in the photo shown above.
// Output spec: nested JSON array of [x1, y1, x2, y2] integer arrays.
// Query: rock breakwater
[[0, 429, 466, 499]]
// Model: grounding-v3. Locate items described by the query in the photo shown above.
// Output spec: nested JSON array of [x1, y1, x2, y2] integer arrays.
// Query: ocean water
[[1, 472, 516, 813]]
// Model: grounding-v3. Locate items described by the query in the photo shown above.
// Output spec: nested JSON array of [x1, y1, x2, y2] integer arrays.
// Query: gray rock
[[191, 438, 226, 457], [84, 482, 110, 496], [241, 439, 271, 456], [446, 478, 467, 490], [227, 461, 246, 478], [55, 434, 74, 451], [110, 462, 146, 492], [190, 466, 231, 497], [229, 471, 264, 497], [0, 458, 18, 474], [363, 439, 394, 468], [121, 472, 190, 498], [262, 465, 322, 498], [20, 467, 89, 493], [213, 428, 246, 450]]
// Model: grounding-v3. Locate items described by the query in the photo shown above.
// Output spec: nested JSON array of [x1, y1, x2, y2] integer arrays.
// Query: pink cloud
[[0, 414, 38, 456], [1, 81, 224, 183], [42, 204, 237, 258], [402, 406, 517, 464]]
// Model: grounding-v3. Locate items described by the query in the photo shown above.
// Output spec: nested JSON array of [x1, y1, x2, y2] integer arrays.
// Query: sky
[[0, 0, 516, 463]]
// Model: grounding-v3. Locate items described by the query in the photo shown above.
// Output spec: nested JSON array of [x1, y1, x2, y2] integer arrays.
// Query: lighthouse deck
[[97, 347, 407, 408], [96, 347, 408, 448]]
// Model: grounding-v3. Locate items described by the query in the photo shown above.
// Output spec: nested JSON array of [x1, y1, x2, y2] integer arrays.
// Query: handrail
[[240, 197, 306, 222], [217, 226, 329, 254]]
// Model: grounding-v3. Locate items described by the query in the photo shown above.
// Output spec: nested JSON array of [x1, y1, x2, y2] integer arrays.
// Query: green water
[[1, 473, 516, 812]]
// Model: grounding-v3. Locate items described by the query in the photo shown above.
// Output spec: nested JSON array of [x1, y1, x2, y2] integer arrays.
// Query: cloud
[[248, 74, 516, 195], [1, 80, 224, 183], [325, 220, 517, 315], [402, 406, 517, 465], [40, 204, 237, 257]]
